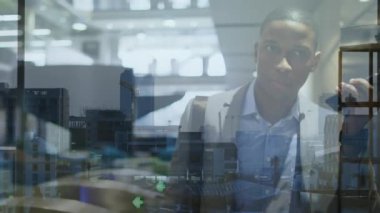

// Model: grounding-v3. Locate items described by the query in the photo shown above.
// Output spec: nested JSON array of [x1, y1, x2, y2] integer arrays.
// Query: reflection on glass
[[0, 0, 378, 212]]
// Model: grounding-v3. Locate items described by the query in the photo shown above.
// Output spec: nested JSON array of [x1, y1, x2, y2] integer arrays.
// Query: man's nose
[[276, 57, 292, 73]]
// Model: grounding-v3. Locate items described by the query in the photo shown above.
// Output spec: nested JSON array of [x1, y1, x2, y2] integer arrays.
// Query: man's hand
[[337, 78, 373, 103], [338, 78, 373, 142]]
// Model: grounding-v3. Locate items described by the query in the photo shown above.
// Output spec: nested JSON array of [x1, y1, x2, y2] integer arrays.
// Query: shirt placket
[[266, 121, 296, 190], [264, 124, 272, 171]]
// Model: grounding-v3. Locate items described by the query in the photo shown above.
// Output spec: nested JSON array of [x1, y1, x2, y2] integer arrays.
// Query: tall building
[[23, 135, 58, 197], [0, 85, 18, 146], [0, 146, 16, 199], [69, 116, 87, 150], [86, 109, 132, 151], [119, 68, 135, 120], [8, 88, 69, 128], [14, 112, 70, 196], [0, 87, 69, 146]]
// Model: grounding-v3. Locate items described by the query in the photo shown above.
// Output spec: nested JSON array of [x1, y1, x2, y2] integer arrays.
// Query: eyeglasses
[[260, 42, 313, 67]]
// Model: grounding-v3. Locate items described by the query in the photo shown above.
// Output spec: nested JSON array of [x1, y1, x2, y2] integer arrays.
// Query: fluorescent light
[[33, 29, 51, 36], [171, 0, 190, 9], [0, 29, 50, 37], [39, 5, 47, 11], [73, 0, 94, 11], [190, 22, 199, 28], [0, 15, 21, 22], [157, 2, 165, 9], [72, 23, 87, 31], [129, 0, 151, 10], [163, 19, 176, 28], [50, 40, 72, 47], [197, 0, 210, 8], [136, 33, 147, 40], [31, 41, 46, 47], [31, 40, 72, 47], [0, 41, 17, 48], [0, 30, 20, 37], [359, 0, 370, 2], [106, 24, 114, 30]]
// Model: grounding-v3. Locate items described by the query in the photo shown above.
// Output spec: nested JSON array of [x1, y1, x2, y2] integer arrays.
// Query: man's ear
[[310, 51, 321, 72]]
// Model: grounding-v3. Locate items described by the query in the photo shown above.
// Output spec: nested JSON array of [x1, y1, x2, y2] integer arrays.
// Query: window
[[32, 173, 38, 184], [197, 0, 210, 8], [179, 57, 203, 76], [33, 152, 38, 158], [32, 144, 38, 152], [32, 164, 38, 171], [170, 0, 191, 9], [207, 53, 226, 76], [129, 0, 151, 10]]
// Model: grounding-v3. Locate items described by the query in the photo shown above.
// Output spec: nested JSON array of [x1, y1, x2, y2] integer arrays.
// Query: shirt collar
[[241, 79, 301, 121]]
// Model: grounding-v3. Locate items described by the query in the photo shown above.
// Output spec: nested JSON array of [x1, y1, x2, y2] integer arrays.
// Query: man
[[169, 7, 369, 213]]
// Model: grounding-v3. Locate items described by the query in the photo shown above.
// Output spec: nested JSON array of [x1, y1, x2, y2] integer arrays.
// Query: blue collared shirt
[[233, 80, 301, 212]]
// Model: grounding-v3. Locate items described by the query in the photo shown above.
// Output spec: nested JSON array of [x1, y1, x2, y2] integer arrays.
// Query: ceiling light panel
[[72, 23, 87, 31], [0, 15, 20, 21]]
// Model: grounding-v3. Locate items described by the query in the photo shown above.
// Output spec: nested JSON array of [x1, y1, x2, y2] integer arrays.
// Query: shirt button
[[254, 114, 260, 120]]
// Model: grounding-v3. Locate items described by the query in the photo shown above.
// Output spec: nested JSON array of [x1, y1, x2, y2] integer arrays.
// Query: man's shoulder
[[211, 84, 246, 98], [180, 82, 250, 133], [185, 82, 250, 113], [207, 83, 250, 107]]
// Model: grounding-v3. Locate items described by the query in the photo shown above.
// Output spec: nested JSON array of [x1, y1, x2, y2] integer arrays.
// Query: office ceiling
[[208, 0, 378, 76], [0, 0, 378, 76], [208, 0, 323, 75]]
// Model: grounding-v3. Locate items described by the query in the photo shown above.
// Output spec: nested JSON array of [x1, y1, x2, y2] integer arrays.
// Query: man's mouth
[[271, 80, 289, 90]]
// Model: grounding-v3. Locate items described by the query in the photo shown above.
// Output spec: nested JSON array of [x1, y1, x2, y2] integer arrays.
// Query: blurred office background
[[0, 0, 378, 212]]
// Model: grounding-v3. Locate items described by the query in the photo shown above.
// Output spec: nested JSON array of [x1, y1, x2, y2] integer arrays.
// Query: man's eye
[[264, 44, 280, 53], [292, 50, 302, 57], [290, 49, 310, 59], [288, 49, 311, 64]]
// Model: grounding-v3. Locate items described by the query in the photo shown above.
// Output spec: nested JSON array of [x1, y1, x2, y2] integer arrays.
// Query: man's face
[[255, 20, 320, 101]]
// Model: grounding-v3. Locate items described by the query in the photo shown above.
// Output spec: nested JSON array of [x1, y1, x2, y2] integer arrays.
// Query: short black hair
[[260, 7, 319, 49]]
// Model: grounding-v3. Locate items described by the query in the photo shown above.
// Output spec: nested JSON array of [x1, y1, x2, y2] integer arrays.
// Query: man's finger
[[340, 82, 359, 98], [349, 78, 373, 91]]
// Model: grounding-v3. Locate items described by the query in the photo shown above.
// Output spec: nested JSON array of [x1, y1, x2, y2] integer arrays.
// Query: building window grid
[[32, 152, 38, 158], [32, 164, 38, 172]]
